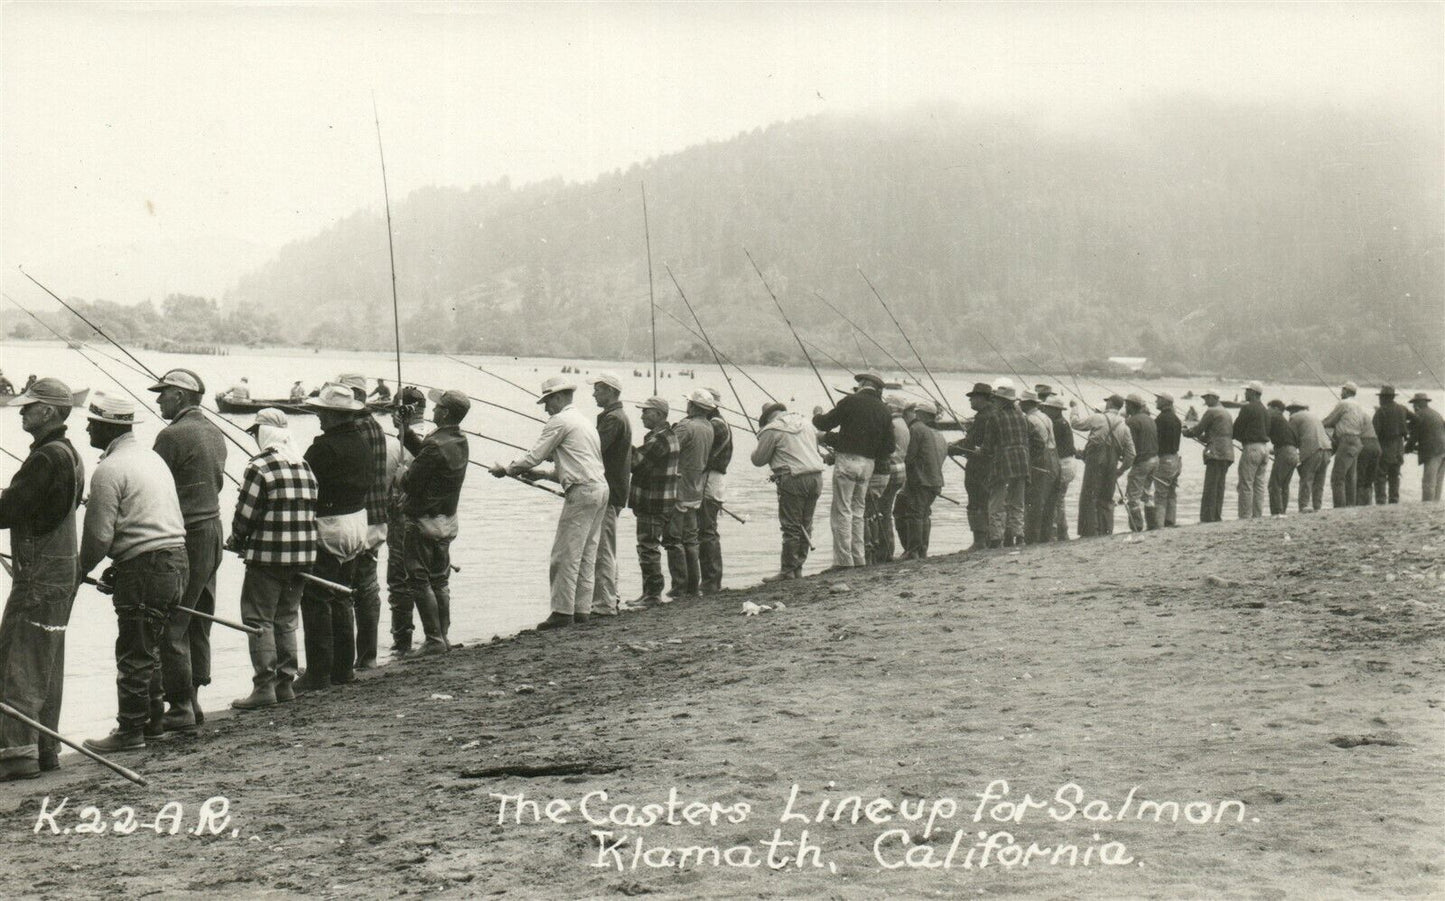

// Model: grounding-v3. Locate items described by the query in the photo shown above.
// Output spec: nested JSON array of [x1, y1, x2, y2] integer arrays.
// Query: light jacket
[[750, 412, 825, 477], [81, 432, 186, 574]]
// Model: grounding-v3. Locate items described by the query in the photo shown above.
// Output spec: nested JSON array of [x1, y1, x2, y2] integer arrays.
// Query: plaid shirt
[[357, 415, 390, 525], [983, 402, 1031, 482], [629, 425, 680, 515], [231, 448, 319, 567]]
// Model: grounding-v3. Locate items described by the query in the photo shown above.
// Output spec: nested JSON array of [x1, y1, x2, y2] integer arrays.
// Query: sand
[[1, 503, 1441, 899]]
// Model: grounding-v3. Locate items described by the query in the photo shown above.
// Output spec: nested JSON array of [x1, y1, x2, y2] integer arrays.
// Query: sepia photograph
[[0, 1, 1441, 897]]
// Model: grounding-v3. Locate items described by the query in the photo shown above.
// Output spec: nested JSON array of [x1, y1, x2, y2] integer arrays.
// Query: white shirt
[[512, 404, 606, 490]]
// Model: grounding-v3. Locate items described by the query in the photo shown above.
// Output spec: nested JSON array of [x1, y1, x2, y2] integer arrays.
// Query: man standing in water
[[0, 378, 86, 779]]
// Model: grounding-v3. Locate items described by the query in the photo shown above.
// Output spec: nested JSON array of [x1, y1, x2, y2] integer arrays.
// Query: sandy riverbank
[[1, 504, 1442, 899]]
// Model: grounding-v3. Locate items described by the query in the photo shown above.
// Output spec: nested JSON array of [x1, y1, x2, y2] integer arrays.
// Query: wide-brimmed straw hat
[[910, 399, 938, 416], [1285, 400, 1308, 412], [87, 392, 140, 424], [853, 371, 885, 390], [305, 383, 365, 412], [537, 376, 577, 403], [7, 377, 87, 409]]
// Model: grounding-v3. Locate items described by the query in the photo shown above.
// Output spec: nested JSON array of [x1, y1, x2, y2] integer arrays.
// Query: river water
[[0, 340, 1420, 744]]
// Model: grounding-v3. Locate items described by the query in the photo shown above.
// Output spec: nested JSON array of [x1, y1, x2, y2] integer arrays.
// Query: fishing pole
[[480, 461, 567, 498], [0, 702, 147, 786], [1291, 351, 1339, 400], [744, 249, 832, 405], [856, 268, 962, 425], [1401, 335, 1445, 392], [441, 354, 538, 399], [1048, 332, 1127, 504], [372, 94, 405, 421], [460, 427, 527, 453], [811, 290, 940, 407], [665, 265, 754, 434], [384, 374, 546, 424], [0, 444, 22, 464], [650, 300, 780, 403], [641, 183, 659, 396]]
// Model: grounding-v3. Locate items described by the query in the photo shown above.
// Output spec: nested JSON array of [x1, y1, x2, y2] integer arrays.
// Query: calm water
[[0, 340, 1424, 743]]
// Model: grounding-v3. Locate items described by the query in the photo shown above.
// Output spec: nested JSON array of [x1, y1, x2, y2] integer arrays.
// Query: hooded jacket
[[750, 411, 825, 477]]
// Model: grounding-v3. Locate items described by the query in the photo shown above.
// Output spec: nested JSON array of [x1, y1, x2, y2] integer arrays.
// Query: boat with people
[[213, 392, 395, 415]]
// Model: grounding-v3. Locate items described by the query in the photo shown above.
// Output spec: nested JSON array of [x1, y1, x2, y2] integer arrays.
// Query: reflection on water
[[0, 341, 1421, 743]]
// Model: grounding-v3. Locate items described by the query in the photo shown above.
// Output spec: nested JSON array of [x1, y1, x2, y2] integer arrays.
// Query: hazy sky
[[2, 1, 1440, 305]]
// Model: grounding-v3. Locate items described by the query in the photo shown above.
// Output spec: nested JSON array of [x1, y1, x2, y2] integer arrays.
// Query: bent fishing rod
[[745, 249, 833, 405], [1401, 335, 1445, 392], [650, 299, 780, 404], [1048, 332, 1127, 503], [811, 290, 941, 408], [665, 264, 755, 434], [856, 268, 962, 425], [441, 354, 540, 399], [372, 94, 405, 424], [641, 182, 659, 396], [385, 372, 546, 424], [1291, 351, 1339, 400]]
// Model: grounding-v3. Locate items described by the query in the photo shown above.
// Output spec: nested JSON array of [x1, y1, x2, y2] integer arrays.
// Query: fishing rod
[[811, 290, 940, 407], [441, 354, 539, 399], [480, 461, 568, 498], [386, 373, 546, 424], [744, 249, 832, 405], [665, 265, 754, 434], [372, 94, 405, 424], [856, 269, 963, 425], [1291, 351, 1339, 400], [641, 183, 659, 397], [0, 444, 22, 464], [851, 332, 870, 371], [1400, 335, 1445, 392], [18, 272, 261, 464], [1048, 332, 1127, 504], [0, 702, 146, 786], [650, 300, 780, 404], [460, 427, 527, 453]]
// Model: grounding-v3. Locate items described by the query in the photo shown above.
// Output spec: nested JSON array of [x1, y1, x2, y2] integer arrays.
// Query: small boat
[[213, 393, 394, 416]]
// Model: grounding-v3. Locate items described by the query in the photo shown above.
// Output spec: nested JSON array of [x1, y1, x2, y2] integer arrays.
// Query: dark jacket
[[402, 425, 469, 517], [905, 420, 948, 489], [1408, 406, 1445, 460], [812, 388, 895, 461], [596, 402, 633, 508], [1127, 411, 1159, 460], [1375, 401, 1411, 465], [1155, 408, 1181, 455], [305, 418, 373, 517], [1233, 399, 1269, 444], [0, 427, 84, 540], [706, 413, 732, 474], [1268, 408, 1298, 449], [153, 406, 227, 524]]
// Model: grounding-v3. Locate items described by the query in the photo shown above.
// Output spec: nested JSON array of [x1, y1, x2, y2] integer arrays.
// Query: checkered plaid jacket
[[358, 415, 391, 526], [628, 425, 680, 516], [231, 448, 319, 566], [983, 403, 1032, 482]]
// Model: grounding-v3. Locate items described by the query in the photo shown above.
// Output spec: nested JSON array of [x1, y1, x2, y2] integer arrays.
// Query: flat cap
[[147, 368, 205, 395], [7, 377, 86, 409], [587, 371, 623, 392]]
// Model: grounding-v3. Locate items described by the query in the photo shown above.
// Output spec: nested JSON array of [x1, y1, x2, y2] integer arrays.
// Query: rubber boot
[[162, 700, 197, 734], [231, 686, 277, 710], [84, 730, 145, 753]]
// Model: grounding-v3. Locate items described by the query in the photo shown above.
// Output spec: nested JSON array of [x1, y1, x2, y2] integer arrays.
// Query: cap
[[336, 373, 367, 391], [399, 386, 426, 407], [1378, 385, 1396, 397], [1342, 381, 1359, 394], [427, 388, 471, 418], [1104, 394, 1125, 407], [854, 371, 885, 390], [1410, 392, 1431, 405], [1125, 392, 1146, 406], [1155, 391, 1174, 405], [246, 407, 288, 435], [537, 377, 577, 403], [1019, 389, 1040, 404], [991, 377, 1014, 393], [993, 385, 1017, 401], [706, 387, 722, 403], [1285, 400, 1308, 412], [910, 399, 938, 416], [1267, 399, 1285, 409], [884, 393, 909, 412], [642, 396, 671, 414], [966, 382, 993, 398], [1041, 395, 1067, 410], [147, 368, 205, 394], [758, 401, 786, 425], [7, 376, 87, 409], [587, 372, 622, 392], [1241, 380, 1263, 394], [1201, 389, 1221, 399], [87, 392, 139, 424], [305, 383, 365, 411], [685, 388, 718, 410]]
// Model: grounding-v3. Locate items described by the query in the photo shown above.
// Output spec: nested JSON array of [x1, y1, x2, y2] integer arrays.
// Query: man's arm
[[79, 467, 120, 576], [0, 450, 56, 529], [229, 463, 266, 549], [750, 429, 780, 468], [508, 416, 565, 474]]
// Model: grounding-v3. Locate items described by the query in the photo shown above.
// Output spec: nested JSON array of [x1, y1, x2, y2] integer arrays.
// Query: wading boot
[[274, 680, 297, 703], [83, 730, 145, 753], [406, 639, 449, 658], [192, 687, 205, 726], [38, 751, 60, 773], [0, 758, 40, 782], [230, 687, 277, 711], [144, 700, 166, 740], [535, 612, 573, 631], [162, 702, 198, 735]]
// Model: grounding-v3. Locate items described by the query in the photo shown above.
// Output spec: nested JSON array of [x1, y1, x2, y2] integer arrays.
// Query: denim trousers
[[1296, 450, 1329, 511], [1026, 457, 1060, 543], [663, 506, 701, 595], [776, 472, 821, 572], [830, 453, 874, 566], [1237, 442, 1269, 519], [697, 498, 723, 591], [113, 546, 188, 733], [238, 564, 305, 691], [1125, 457, 1157, 533], [351, 547, 381, 667], [1268, 445, 1299, 515], [635, 511, 670, 599], [1331, 435, 1362, 508], [300, 548, 358, 685], [1200, 458, 1232, 523], [865, 470, 905, 563], [156, 517, 222, 706], [1149, 454, 1179, 528], [386, 511, 412, 647], [895, 483, 940, 556]]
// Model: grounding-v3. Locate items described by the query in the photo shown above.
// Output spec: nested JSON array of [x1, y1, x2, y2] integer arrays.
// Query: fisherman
[[370, 379, 392, 403], [400, 389, 469, 652], [1266, 399, 1299, 516], [296, 384, 371, 689], [896, 400, 948, 558], [145, 368, 227, 732], [950, 382, 995, 550], [812, 372, 893, 570], [1019, 390, 1059, 543], [664, 390, 716, 596], [494, 377, 608, 629], [865, 394, 909, 563], [1122, 393, 1158, 533], [1042, 394, 1076, 538], [1183, 390, 1234, 523], [1289, 401, 1330, 512], [226, 409, 318, 709], [289, 381, 306, 403], [586, 373, 632, 615], [228, 377, 250, 401], [751, 401, 825, 579], [984, 385, 1030, 547], [1233, 381, 1270, 520], [1149, 392, 1181, 529], [336, 373, 394, 671], [1356, 398, 1382, 507], [386, 386, 428, 652], [1322, 381, 1368, 508], [698, 387, 731, 593], [628, 396, 680, 603], [1406, 393, 1445, 501], [1070, 394, 1135, 536], [0, 378, 86, 779], [78, 393, 188, 753], [1373, 386, 1409, 504]]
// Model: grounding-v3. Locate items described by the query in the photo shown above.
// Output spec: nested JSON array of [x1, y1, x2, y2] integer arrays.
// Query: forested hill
[[225, 100, 1442, 379]]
